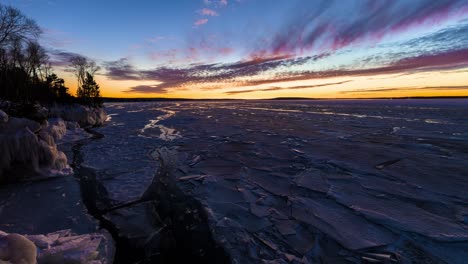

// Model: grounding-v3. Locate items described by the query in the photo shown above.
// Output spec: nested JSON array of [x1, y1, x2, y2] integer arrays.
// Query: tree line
[[0, 3, 102, 107]]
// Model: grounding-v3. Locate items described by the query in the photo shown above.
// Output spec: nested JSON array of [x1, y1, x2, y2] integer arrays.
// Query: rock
[[0, 233, 37, 264], [0, 110, 7, 123]]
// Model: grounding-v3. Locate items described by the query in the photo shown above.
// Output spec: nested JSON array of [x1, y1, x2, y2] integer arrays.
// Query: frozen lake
[[83, 99, 468, 263]]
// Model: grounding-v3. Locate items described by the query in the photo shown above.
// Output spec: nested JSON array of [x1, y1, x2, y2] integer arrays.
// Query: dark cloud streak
[[341, 85, 468, 94], [48, 49, 86, 67], [124, 84, 168, 94], [224, 80, 353, 95]]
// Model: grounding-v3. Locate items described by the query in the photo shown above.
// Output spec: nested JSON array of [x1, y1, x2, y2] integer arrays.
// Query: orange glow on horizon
[[60, 68, 468, 99]]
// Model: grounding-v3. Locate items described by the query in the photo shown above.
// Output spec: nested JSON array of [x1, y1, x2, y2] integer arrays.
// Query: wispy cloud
[[146, 36, 167, 43], [203, 0, 228, 7], [124, 84, 168, 94], [199, 8, 218, 16], [225, 80, 353, 95], [341, 85, 468, 94], [104, 47, 468, 94], [41, 28, 77, 48], [48, 49, 87, 68], [253, 0, 468, 58], [103, 58, 141, 80], [194, 18, 209, 27]]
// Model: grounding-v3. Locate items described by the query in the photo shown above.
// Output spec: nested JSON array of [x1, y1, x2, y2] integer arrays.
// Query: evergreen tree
[[80, 72, 102, 107]]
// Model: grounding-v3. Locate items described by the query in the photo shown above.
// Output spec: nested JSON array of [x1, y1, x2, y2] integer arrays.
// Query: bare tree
[[69, 55, 100, 97], [24, 41, 48, 78], [0, 4, 41, 47], [10, 35, 24, 69]]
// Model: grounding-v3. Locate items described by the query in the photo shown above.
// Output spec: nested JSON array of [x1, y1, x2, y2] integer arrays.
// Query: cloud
[[103, 58, 141, 80], [204, 0, 227, 6], [41, 28, 76, 48], [48, 49, 86, 67], [218, 47, 234, 55], [225, 80, 353, 95], [199, 8, 218, 16], [256, 0, 468, 57], [146, 36, 167, 43], [400, 21, 468, 53], [124, 84, 169, 94], [194, 18, 209, 26], [105, 47, 468, 94], [340, 85, 468, 94], [106, 54, 305, 92]]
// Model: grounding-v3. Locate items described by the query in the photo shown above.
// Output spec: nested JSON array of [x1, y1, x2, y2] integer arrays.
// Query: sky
[[3, 0, 468, 98]]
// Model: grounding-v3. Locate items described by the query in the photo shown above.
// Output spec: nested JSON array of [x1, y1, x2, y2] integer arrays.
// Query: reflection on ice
[[105, 113, 118, 122], [140, 109, 181, 141]]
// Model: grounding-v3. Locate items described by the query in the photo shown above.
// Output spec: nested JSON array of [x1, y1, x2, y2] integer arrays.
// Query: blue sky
[[3, 0, 468, 98]]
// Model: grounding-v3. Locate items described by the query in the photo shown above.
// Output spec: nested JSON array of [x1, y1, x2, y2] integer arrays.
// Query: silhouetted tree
[[79, 72, 102, 107], [0, 4, 41, 47], [69, 55, 102, 106], [69, 55, 100, 97], [0, 3, 78, 106], [0, 3, 43, 102], [25, 41, 48, 79], [46, 73, 71, 101]]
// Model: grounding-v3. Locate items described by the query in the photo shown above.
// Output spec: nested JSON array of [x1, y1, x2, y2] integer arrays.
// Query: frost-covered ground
[[84, 99, 468, 263]]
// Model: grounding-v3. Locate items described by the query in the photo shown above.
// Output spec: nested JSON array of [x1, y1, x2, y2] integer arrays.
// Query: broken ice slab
[[375, 158, 402, 170], [329, 183, 468, 241], [291, 197, 396, 250]]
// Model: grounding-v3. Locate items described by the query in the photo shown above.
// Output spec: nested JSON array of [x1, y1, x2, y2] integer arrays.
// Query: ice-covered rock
[[1, 229, 114, 264], [0, 116, 71, 181], [0, 127, 41, 178], [66, 121, 80, 130], [46, 118, 67, 140], [0, 116, 41, 133], [50, 104, 107, 127], [0, 110, 8, 123], [0, 232, 37, 264]]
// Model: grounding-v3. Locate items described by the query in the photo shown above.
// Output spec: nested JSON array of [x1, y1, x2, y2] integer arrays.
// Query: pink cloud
[[194, 18, 209, 26], [146, 36, 166, 43], [200, 8, 218, 16], [219, 47, 234, 55], [220, 0, 228, 5]]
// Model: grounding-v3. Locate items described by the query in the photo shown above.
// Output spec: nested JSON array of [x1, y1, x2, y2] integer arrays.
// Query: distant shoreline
[[102, 96, 468, 102]]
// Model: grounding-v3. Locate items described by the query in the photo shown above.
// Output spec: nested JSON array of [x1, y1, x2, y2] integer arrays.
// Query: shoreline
[[101, 96, 468, 102]]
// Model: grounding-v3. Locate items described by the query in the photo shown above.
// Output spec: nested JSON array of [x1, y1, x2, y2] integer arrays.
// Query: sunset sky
[[5, 0, 468, 98]]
